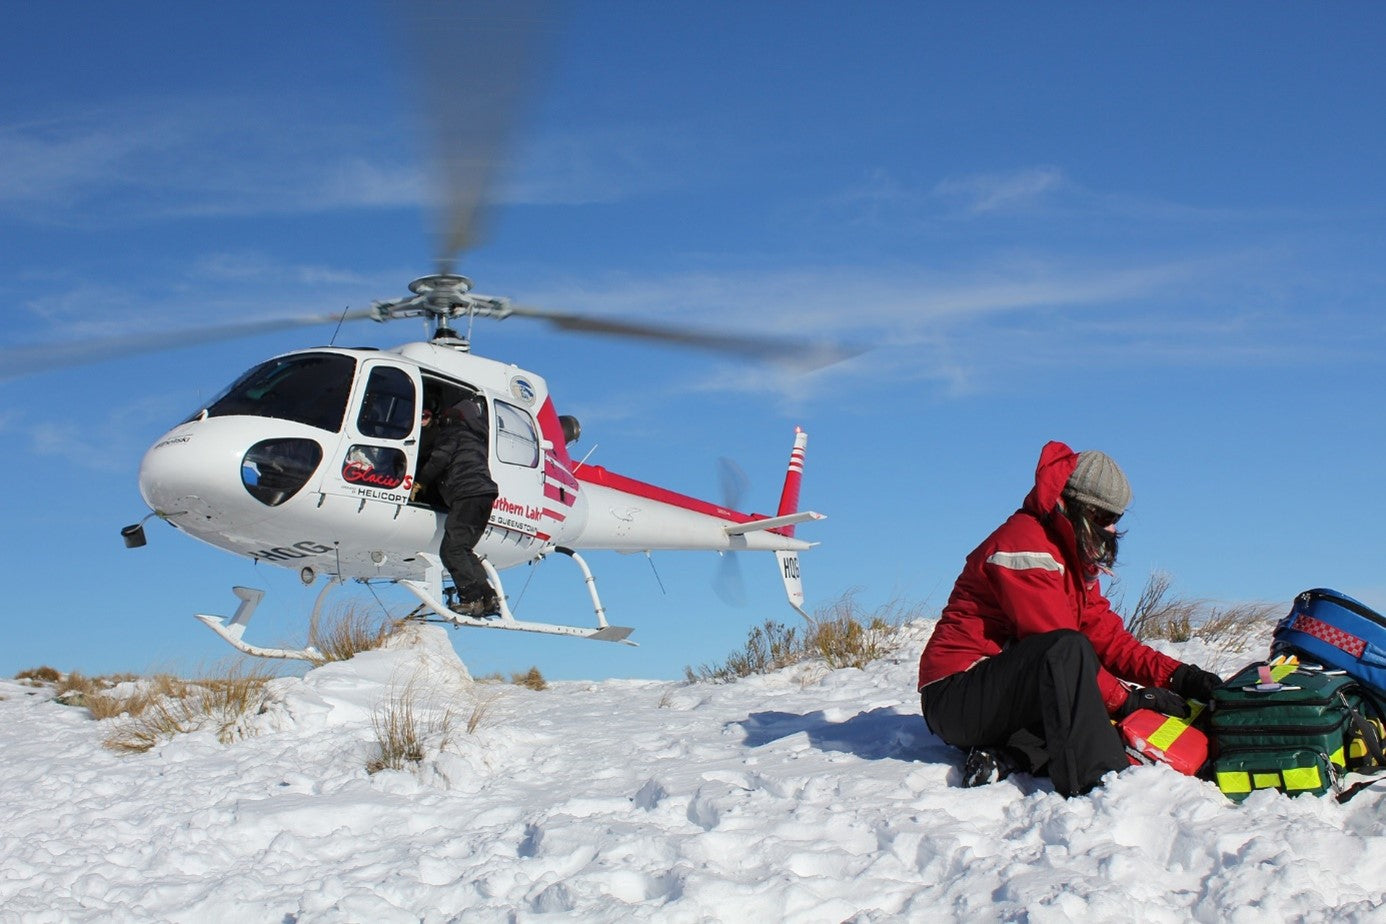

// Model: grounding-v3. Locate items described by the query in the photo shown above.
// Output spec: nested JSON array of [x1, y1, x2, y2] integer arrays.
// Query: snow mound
[[3, 622, 1386, 921]]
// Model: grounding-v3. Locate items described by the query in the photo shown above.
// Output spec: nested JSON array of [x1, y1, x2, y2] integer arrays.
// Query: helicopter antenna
[[645, 552, 667, 595], [573, 443, 599, 471], [328, 305, 351, 346]]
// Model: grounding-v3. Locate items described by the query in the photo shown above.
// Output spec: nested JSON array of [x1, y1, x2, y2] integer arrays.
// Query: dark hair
[[1061, 494, 1124, 571]]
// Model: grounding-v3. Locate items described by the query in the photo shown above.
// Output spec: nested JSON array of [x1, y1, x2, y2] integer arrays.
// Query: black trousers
[[921, 629, 1128, 796], [440, 493, 497, 601]]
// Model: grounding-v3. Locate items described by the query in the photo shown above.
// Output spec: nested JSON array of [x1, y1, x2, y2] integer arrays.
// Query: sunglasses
[[1090, 508, 1123, 529]]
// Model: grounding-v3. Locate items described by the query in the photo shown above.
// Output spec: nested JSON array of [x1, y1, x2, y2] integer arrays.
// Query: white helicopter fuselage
[[137, 339, 812, 590]]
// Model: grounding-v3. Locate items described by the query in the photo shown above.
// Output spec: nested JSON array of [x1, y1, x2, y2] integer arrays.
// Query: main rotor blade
[[504, 303, 863, 370], [0, 308, 379, 380], [393, 0, 554, 274]]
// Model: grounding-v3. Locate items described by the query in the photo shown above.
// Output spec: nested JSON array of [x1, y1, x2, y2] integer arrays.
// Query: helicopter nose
[[138, 419, 324, 535]]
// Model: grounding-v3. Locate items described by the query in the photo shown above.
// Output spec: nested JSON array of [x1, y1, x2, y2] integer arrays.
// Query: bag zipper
[[1300, 589, 1386, 631]]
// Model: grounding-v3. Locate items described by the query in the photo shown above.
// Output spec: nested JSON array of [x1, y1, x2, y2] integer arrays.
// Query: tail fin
[[775, 427, 809, 536], [776, 428, 811, 619]]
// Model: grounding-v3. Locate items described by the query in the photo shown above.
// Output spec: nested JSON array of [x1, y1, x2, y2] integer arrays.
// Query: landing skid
[[194, 550, 635, 661], [194, 580, 339, 661], [400, 550, 637, 645]]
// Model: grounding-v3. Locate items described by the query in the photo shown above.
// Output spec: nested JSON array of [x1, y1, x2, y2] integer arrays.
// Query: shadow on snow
[[735, 706, 955, 764]]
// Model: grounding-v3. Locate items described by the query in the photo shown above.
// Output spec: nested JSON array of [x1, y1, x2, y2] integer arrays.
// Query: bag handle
[[1336, 686, 1386, 803]]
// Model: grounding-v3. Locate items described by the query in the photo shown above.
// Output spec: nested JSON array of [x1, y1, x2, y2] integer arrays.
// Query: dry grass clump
[[101, 665, 274, 754], [86, 674, 185, 721], [14, 665, 60, 685], [685, 591, 917, 683], [473, 668, 550, 690], [685, 620, 800, 683], [804, 594, 906, 670], [510, 666, 548, 690], [306, 605, 402, 665], [368, 683, 431, 772], [18, 668, 144, 707], [1119, 570, 1281, 647], [367, 676, 466, 773]]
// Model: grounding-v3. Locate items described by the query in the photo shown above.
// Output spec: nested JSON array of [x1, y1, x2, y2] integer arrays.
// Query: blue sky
[[3, 2, 1383, 682]]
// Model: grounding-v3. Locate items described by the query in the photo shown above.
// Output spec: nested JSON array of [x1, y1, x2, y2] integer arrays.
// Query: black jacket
[[417, 399, 498, 502]]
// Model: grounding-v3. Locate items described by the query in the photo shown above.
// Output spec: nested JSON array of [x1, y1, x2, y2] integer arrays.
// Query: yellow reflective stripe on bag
[[1146, 702, 1205, 752], [1217, 765, 1326, 796], [1283, 766, 1323, 791], [1217, 771, 1252, 795]]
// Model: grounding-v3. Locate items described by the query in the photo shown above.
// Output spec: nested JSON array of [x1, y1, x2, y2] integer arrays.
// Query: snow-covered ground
[[4, 621, 1386, 922]]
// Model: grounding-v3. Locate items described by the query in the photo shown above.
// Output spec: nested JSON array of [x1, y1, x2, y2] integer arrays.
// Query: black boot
[[962, 746, 1024, 787]]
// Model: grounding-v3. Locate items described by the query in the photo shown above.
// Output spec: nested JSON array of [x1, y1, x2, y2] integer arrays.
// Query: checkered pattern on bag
[[1297, 613, 1367, 657]]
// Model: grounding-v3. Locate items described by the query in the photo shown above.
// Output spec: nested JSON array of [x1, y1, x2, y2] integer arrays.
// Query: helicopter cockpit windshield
[[198, 352, 356, 432]]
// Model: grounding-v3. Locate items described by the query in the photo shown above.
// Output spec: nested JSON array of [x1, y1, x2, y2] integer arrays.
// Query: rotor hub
[[408, 273, 474, 308]]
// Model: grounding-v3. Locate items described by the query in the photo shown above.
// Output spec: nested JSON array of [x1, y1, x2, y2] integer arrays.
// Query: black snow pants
[[440, 492, 498, 602], [920, 629, 1128, 796]]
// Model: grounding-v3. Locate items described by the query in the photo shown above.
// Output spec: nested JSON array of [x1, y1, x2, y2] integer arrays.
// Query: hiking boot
[[449, 599, 487, 618], [479, 593, 502, 616], [961, 746, 1022, 788]]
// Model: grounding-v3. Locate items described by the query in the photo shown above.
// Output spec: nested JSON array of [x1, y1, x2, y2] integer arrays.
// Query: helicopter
[[16, 1, 855, 662], [122, 269, 830, 660]]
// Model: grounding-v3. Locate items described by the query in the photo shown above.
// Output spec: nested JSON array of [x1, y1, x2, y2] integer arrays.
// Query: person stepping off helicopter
[[414, 394, 501, 617]]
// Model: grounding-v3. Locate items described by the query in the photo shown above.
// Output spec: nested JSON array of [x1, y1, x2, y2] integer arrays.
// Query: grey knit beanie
[[1064, 450, 1131, 515]]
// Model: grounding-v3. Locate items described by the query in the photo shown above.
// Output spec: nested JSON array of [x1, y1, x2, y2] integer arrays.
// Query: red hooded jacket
[[917, 440, 1180, 713]]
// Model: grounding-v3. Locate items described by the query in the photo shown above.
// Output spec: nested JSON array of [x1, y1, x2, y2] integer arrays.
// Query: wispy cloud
[[933, 166, 1067, 214], [826, 165, 1283, 231], [513, 247, 1359, 404], [4, 393, 180, 473], [0, 98, 423, 224], [0, 95, 711, 228]]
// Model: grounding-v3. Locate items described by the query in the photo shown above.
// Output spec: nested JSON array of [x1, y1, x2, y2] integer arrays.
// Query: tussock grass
[[14, 665, 60, 685], [101, 665, 274, 754], [306, 605, 402, 666], [509, 666, 548, 691], [473, 668, 550, 690], [1118, 570, 1281, 649], [86, 674, 184, 721], [685, 591, 919, 683], [16, 668, 145, 707], [368, 682, 431, 772], [465, 690, 500, 735], [367, 675, 470, 773]]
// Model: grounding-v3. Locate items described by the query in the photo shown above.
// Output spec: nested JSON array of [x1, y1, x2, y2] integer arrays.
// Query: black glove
[[1117, 686, 1191, 719], [1170, 663, 1223, 702]]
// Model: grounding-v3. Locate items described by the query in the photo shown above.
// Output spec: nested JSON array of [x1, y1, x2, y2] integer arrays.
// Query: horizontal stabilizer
[[723, 510, 825, 536]]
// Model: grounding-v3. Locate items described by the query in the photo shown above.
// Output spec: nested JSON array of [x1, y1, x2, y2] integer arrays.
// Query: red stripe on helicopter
[[545, 458, 580, 491], [544, 482, 578, 506], [575, 464, 764, 527]]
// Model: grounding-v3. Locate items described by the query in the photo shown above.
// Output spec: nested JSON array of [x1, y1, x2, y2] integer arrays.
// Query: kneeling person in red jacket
[[917, 441, 1221, 797]]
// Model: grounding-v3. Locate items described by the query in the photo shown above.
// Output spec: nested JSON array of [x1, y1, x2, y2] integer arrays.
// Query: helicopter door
[[485, 397, 548, 543], [324, 360, 422, 505]]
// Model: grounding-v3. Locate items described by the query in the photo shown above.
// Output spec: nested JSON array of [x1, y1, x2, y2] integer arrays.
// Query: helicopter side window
[[342, 445, 408, 490], [356, 366, 416, 440], [494, 400, 539, 467], [204, 352, 356, 433]]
